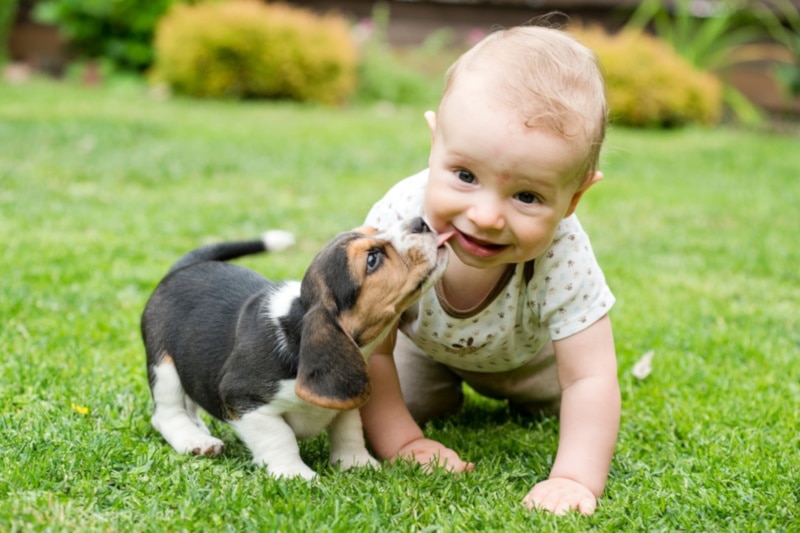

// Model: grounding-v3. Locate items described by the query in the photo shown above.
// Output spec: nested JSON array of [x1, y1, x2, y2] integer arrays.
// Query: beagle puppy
[[141, 217, 449, 479]]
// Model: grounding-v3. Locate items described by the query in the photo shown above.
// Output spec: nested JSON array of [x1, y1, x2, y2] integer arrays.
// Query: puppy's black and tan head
[[295, 217, 449, 410]]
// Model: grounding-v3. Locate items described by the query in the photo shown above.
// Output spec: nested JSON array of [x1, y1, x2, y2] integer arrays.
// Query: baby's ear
[[424, 110, 437, 135], [565, 171, 603, 217], [586, 171, 604, 187]]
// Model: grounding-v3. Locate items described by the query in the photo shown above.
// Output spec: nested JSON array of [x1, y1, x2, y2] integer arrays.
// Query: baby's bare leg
[[394, 332, 463, 425]]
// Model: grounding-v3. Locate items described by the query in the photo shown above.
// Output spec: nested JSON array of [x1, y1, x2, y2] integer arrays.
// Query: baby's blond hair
[[442, 25, 607, 181]]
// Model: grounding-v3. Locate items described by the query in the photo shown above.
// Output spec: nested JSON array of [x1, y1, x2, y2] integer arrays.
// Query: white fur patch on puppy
[[151, 362, 225, 457], [264, 281, 301, 357], [328, 409, 380, 470], [229, 405, 318, 480], [266, 281, 301, 320], [262, 230, 296, 252]]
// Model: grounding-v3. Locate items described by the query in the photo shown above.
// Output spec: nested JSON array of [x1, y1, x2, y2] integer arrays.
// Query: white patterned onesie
[[365, 170, 615, 419]]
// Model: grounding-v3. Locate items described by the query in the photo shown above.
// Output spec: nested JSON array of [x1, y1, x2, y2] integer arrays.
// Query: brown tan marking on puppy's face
[[337, 220, 447, 349]]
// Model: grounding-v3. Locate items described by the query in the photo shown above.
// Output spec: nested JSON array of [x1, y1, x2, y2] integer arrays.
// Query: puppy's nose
[[410, 217, 431, 234]]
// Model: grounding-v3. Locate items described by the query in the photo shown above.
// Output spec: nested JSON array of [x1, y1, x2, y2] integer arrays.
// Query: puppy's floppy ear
[[295, 303, 371, 410]]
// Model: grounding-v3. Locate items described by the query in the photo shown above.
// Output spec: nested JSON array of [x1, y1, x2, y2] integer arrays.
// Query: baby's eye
[[515, 191, 541, 204], [456, 170, 476, 184]]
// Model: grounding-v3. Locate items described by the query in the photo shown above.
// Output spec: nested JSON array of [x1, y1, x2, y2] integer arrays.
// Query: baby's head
[[440, 25, 607, 181], [422, 25, 609, 269]]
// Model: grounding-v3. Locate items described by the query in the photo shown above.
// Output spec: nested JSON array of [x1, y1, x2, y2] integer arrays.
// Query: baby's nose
[[468, 200, 506, 231]]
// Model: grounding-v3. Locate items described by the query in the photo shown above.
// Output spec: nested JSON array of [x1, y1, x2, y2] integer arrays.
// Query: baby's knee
[[406, 388, 464, 426], [509, 398, 561, 420]]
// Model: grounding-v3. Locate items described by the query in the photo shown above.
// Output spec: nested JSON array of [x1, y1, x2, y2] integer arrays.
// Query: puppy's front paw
[[266, 462, 317, 481], [331, 449, 380, 471]]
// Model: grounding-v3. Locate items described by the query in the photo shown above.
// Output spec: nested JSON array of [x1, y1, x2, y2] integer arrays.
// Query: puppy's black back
[[143, 260, 299, 420]]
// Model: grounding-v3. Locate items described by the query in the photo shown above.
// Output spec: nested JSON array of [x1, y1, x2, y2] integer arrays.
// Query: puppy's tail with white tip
[[261, 230, 296, 252], [167, 230, 296, 274]]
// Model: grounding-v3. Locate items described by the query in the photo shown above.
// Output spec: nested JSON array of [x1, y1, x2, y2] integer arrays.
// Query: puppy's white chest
[[274, 380, 337, 439], [284, 405, 337, 439]]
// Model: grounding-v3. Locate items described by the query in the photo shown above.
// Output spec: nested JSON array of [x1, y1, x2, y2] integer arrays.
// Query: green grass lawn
[[1, 79, 798, 531]]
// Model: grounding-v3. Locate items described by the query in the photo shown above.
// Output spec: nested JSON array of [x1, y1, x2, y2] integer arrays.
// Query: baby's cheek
[[422, 198, 446, 231]]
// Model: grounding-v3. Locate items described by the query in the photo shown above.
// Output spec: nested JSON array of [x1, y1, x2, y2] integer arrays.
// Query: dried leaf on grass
[[632, 350, 655, 380]]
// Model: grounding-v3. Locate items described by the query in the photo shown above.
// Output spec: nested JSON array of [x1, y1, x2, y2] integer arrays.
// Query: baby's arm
[[522, 314, 620, 515], [360, 328, 472, 472]]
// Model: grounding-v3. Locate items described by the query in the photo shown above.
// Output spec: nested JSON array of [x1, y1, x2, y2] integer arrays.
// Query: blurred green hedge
[[151, 1, 357, 104], [574, 28, 723, 127], [1, 0, 19, 65], [34, 0, 178, 71]]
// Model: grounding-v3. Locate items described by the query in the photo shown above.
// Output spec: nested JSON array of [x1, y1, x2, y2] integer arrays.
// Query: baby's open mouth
[[455, 229, 508, 258]]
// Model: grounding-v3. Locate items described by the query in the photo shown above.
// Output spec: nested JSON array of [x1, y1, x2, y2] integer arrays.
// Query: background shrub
[[353, 4, 444, 105], [34, 0, 179, 72], [0, 0, 19, 65], [152, 1, 357, 104], [356, 39, 440, 106], [574, 28, 723, 127], [622, 0, 764, 125], [754, 0, 800, 98]]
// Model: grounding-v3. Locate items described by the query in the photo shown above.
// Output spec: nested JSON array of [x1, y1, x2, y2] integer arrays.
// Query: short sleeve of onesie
[[527, 215, 615, 341]]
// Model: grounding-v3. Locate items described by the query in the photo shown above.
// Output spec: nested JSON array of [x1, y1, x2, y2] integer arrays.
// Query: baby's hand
[[522, 477, 597, 515], [393, 438, 474, 473]]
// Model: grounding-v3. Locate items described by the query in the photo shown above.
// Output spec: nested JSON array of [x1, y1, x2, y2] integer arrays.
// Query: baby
[[360, 25, 620, 515]]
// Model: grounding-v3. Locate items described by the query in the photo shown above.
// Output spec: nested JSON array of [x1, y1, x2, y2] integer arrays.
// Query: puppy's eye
[[366, 248, 384, 274]]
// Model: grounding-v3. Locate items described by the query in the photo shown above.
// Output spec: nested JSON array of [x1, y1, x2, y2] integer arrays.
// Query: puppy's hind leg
[[185, 396, 211, 435], [150, 358, 224, 457]]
